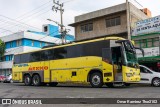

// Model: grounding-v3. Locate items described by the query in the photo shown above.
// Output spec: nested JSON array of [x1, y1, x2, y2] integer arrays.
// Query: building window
[[135, 40, 140, 47], [44, 26, 48, 32], [45, 43, 48, 46], [140, 39, 147, 48], [106, 17, 121, 27], [40, 42, 42, 47], [16, 40, 22, 46], [10, 42, 13, 48], [9, 55, 13, 61], [153, 37, 159, 47], [147, 38, 152, 48], [31, 41, 34, 46], [81, 23, 93, 33]]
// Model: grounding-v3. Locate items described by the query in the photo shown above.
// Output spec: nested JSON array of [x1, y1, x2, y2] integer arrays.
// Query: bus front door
[[111, 47, 123, 81]]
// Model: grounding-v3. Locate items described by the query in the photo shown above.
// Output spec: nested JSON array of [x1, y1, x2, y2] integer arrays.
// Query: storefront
[[132, 32, 160, 72], [138, 56, 160, 72], [132, 15, 160, 72]]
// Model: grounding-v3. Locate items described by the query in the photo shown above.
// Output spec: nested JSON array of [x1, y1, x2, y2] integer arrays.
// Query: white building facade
[[0, 24, 74, 76]]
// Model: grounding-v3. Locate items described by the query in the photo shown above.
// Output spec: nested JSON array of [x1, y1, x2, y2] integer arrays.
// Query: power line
[[0, 27, 11, 33], [0, 0, 75, 36], [0, 8, 52, 34], [0, 1, 53, 32], [0, 4, 52, 31], [0, 19, 35, 34], [0, 0, 52, 28], [20, 8, 52, 23], [0, 15, 41, 31], [16, 0, 52, 20], [62, 0, 77, 3], [0, 7, 53, 34], [14, 4, 52, 22], [131, 0, 143, 8]]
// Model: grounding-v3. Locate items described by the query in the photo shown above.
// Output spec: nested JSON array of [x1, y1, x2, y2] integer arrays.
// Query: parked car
[[4, 74, 12, 83], [0, 75, 6, 82], [139, 65, 160, 87]]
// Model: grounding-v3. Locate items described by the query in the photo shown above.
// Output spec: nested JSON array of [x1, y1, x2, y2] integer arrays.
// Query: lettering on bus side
[[28, 66, 48, 71], [13, 64, 29, 67]]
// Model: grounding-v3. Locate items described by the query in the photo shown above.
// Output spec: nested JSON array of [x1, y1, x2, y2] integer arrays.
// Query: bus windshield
[[123, 41, 138, 67]]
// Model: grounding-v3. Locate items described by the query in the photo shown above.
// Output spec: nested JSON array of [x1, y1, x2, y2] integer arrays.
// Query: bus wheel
[[105, 83, 114, 88], [32, 74, 41, 86], [152, 78, 160, 87], [90, 72, 103, 88], [49, 82, 58, 87], [24, 75, 32, 86]]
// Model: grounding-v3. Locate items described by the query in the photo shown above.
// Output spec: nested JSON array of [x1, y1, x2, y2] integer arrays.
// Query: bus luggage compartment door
[[13, 72, 22, 82]]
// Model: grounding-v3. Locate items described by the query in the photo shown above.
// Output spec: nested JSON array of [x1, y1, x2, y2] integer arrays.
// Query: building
[[132, 15, 160, 72], [69, 3, 150, 41], [0, 24, 75, 76]]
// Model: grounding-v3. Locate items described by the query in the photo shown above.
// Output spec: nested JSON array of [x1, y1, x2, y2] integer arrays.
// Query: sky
[[0, 0, 159, 36]]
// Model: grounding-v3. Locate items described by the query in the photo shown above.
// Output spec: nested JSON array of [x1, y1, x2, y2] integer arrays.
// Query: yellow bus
[[12, 37, 143, 88]]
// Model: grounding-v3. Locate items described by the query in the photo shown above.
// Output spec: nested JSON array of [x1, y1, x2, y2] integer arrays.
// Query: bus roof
[[14, 36, 126, 55]]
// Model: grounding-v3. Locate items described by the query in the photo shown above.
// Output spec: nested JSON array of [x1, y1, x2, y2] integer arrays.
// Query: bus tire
[[24, 75, 32, 86], [105, 83, 114, 88], [49, 82, 58, 87], [32, 74, 41, 86], [90, 72, 103, 88]]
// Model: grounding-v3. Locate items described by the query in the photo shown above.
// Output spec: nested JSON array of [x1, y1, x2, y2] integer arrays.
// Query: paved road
[[0, 83, 160, 107]]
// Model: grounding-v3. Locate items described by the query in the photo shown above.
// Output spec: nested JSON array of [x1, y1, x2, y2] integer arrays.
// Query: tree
[[0, 39, 5, 59]]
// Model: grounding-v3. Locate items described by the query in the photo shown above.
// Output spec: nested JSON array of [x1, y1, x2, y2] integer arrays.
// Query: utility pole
[[52, 0, 66, 44], [126, 0, 131, 40]]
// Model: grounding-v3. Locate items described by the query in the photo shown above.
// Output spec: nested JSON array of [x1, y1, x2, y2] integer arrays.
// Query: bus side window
[[41, 51, 49, 61], [54, 48, 67, 59], [30, 52, 41, 62], [20, 54, 30, 63], [48, 49, 54, 60], [67, 45, 83, 58], [102, 48, 112, 64], [14, 55, 20, 64]]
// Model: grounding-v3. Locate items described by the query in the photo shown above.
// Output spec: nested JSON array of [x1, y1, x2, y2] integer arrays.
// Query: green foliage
[[0, 39, 5, 58]]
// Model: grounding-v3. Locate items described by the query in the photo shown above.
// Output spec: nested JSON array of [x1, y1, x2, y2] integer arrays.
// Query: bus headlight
[[126, 73, 132, 77]]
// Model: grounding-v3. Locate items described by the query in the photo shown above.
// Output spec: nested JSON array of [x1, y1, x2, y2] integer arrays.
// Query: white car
[[139, 65, 160, 87], [4, 74, 12, 83]]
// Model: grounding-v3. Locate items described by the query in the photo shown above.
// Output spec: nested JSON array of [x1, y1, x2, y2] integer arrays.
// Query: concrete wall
[[75, 12, 128, 40], [74, 3, 126, 23], [129, 3, 149, 29], [0, 61, 12, 69], [4, 46, 40, 56], [129, 3, 149, 20], [70, 3, 149, 41]]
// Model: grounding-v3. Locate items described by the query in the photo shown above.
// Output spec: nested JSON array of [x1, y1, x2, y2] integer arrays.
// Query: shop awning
[[138, 56, 160, 63]]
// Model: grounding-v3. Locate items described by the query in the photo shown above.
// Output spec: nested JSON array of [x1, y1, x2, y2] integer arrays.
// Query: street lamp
[[47, 19, 66, 44], [47, 19, 64, 28]]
